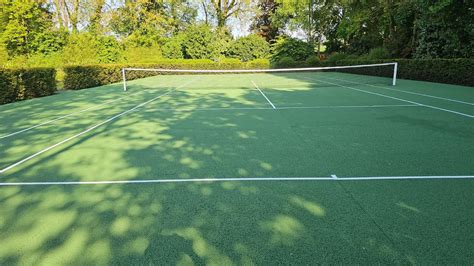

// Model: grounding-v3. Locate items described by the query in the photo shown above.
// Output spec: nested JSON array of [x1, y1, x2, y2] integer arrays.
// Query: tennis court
[[0, 68, 473, 264]]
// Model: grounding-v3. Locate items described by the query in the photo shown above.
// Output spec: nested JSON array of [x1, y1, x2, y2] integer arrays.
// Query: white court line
[[0, 89, 149, 140], [145, 104, 420, 112], [323, 75, 474, 106], [251, 80, 276, 109], [276, 104, 419, 110], [303, 76, 474, 118], [0, 79, 196, 174], [0, 175, 473, 186]]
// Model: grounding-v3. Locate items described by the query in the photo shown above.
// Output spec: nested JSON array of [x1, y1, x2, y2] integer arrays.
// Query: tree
[[414, 0, 473, 58], [273, 0, 339, 56], [162, 36, 184, 58], [88, 0, 105, 33], [182, 24, 218, 59], [249, 0, 280, 42], [270, 36, 314, 63], [0, 1, 54, 56], [226, 34, 270, 61], [110, 0, 197, 45], [200, 0, 250, 28]]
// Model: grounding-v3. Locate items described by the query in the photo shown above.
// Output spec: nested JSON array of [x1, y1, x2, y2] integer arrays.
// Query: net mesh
[[122, 63, 398, 91]]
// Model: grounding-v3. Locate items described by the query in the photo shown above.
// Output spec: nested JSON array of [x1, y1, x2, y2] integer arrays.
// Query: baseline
[[146, 104, 420, 112], [1, 175, 472, 186]]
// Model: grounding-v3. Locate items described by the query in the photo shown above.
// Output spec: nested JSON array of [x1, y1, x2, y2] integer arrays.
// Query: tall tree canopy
[[0, 0, 471, 65]]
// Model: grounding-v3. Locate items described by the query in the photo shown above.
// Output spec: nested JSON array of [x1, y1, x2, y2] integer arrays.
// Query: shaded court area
[[0, 71, 473, 264]]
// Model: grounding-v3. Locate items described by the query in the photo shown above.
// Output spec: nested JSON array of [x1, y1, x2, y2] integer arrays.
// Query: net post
[[392, 62, 398, 86], [122, 68, 127, 91]]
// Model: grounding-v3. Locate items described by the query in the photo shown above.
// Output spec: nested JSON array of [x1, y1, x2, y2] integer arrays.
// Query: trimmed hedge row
[[275, 58, 474, 86], [64, 59, 270, 90], [63, 58, 472, 91], [0, 68, 56, 104]]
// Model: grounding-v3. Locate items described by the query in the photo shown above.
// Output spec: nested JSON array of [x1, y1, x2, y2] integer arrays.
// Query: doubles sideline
[[323, 75, 474, 106], [0, 175, 473, 186], [0, 87, 154, 140], [300, 76, 474, 118]]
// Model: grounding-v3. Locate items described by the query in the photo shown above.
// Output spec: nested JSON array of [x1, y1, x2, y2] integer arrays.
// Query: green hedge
[[63, 58, 473, 91], [274, 58, 474, 86], [0, 68, 56, 104], [64, 59, 270, 90]]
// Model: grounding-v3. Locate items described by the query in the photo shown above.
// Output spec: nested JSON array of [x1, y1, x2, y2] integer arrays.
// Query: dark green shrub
[[63, 66, 103, 90], [226, 34, 270, 61], [95, 36, 123, 63], [274, 57, 296, 68], [305, 56, 320, 66], [320, 59, 474, 86], [21, 68, 57, 98], [271, 37, 314, 63], [182, 24, 219, 60], [367, 47, 390, 59], [162, 37, 184, 59], [0, 70, 17, 104], [344, 54, 360, 60], [327, 52, 348, 62], [0, 67, 56, 104]]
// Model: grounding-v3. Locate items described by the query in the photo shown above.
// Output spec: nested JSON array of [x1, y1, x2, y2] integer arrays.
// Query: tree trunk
[[202, 1, 209, 25], [317, 35, 321, 58], [64, 0, 79, 33]]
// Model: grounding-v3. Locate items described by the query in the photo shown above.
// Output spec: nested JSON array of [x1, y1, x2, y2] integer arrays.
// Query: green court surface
[[0, 72, 473, 264]]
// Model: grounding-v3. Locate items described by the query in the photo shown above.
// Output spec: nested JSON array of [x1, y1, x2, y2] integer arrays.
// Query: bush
[[310, 59, 474, 86], [122, 45, 162, 63], [305, 56, 320, 66], [226, 34, 270, 61], [95, 36, 123, 63], [327, 52, 348, 62], [274, 57, 296, 68], [62, 33, 100, 65], [63, 59, 271, 90], [271, 37, 314, 63], [182, 24, 219, 60], [0, 67, 56, 104], [0, 44, 8, 67], [217, 58, 243, 69], [246, 59, 270, 69], [162, 38, 184, 59], [367, 47, 390, 59]]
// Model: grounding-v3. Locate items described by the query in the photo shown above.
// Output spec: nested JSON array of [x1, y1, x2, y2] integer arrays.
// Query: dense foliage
[[226, 34, 270, 61], [271, 37, 314, 63], [1, 0, 472, 67], [0, 68, 56, 104]]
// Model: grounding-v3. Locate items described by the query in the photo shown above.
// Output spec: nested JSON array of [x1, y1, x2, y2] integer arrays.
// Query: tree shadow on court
[[1, 74, 472, 265]]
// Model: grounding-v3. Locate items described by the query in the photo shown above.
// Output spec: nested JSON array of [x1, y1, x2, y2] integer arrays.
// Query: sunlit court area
[[1, 68, 473, 264]]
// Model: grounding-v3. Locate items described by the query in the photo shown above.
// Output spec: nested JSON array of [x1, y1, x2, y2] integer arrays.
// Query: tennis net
[[121, 62, 398, 91]]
